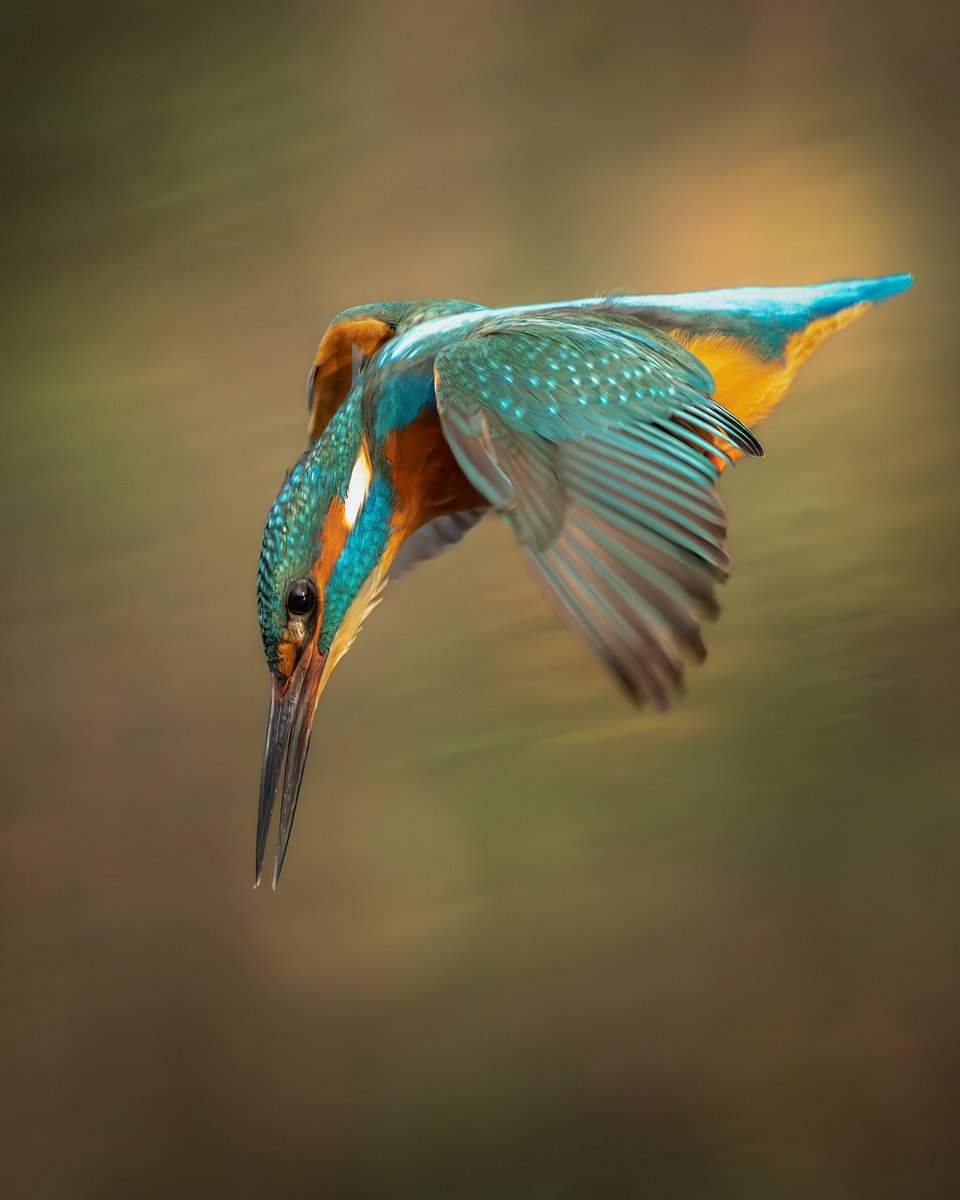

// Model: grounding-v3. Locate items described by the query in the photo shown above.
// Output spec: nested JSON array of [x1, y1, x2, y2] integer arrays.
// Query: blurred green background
[[2, 1, 959, 1196]]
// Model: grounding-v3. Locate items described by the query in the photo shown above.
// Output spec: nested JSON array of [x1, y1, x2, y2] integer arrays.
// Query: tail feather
[[596, 274, 913, 458]]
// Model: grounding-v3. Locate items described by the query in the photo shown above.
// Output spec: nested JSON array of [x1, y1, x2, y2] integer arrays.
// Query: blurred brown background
[[2, 1, 959, 1196]]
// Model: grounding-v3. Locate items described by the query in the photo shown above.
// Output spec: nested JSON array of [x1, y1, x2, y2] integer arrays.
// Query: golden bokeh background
[[3, 1, 959, 1196]]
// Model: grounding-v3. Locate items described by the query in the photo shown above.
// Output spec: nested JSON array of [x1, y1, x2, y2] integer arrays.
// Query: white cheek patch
[[344, 441, 372, 529]]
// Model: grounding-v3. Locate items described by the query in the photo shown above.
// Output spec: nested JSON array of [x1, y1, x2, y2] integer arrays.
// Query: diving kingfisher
[[256, 273, 912, 887]]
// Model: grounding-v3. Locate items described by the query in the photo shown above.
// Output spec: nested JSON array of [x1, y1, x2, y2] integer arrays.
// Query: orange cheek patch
[[317, 497, 350, 587], [276, 498, 354, 677], [276, 636, 299, 679]]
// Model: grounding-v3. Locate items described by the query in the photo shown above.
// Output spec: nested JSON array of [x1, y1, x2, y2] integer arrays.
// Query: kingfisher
[[255, 273, 912, 887]]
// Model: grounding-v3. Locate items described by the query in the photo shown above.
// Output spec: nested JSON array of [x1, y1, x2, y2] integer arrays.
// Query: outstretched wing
[[306, 302, 416, 442], [434, 312, 762, 708]]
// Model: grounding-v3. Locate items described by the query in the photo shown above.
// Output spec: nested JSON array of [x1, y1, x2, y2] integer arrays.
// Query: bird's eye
[[286, 578, 317, 618]]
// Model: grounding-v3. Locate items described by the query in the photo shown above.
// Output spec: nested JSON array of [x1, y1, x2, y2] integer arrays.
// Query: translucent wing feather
[[390, 508, 488, 581]]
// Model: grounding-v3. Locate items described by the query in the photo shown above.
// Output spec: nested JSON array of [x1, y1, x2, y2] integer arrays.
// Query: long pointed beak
[[256, 640, 327, 889]]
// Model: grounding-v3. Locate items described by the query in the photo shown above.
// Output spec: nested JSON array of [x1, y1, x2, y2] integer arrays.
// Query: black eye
[[286, 578, 317, 618]]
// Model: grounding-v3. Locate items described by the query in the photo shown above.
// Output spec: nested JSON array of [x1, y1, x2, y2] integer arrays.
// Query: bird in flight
[[256, 273, 912, 887]]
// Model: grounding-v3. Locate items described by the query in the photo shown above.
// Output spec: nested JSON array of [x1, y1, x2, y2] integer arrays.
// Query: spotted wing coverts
[[434, 312, 763, 708]]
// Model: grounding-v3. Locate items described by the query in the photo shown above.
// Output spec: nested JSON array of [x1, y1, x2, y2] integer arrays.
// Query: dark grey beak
[[256, 642, 327, 889]]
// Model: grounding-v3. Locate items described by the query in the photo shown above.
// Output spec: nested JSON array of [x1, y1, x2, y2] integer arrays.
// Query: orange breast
[[384, 411, 488, 538]]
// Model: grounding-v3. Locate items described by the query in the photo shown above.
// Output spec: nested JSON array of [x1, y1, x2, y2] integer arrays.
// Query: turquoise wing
[[434, 313, 762, 708]]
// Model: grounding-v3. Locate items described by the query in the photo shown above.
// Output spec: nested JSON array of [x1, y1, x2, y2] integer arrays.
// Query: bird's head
[[255, 422, 394, 887]]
